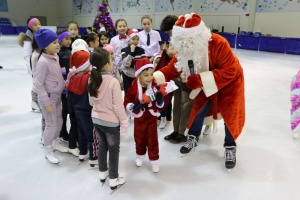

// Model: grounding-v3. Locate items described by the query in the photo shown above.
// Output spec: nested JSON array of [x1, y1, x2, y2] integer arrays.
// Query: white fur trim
[[153, 71, 165, 84], [135, 64, 154, 77], [149, 109, 160, 117], [172, 20, 209, 40], [126, 103, 134, 111], [71, 39, 89, 54], [150, 160, 159, 165], [131, 110, 144, 118], [72, 60, 90, 73], [155, 101, 164, 108], [200, 71, 218, 97], [137, 78, 152, 101], [136, 154, 145, 159]]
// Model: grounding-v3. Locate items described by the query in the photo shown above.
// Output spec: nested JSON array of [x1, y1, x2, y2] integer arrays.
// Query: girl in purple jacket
[[34, 29, 69, 164]]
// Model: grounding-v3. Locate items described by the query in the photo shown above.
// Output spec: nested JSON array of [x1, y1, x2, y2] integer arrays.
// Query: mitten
[[186, 74, 203, 90], [155, 83, 168, 96]]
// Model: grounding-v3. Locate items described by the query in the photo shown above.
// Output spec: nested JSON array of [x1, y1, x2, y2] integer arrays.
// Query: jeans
[[94, 124, 120, 179], [188, 101, 236, 147]]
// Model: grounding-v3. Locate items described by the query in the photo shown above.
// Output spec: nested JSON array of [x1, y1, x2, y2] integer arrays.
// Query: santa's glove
[[186, 74, 203, 90], [120, 119, 129, 136], [155, 92, 164, 106]]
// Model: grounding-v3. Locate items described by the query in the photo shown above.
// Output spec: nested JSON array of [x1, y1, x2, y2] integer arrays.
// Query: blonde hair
[[141, 15, 152, 23]]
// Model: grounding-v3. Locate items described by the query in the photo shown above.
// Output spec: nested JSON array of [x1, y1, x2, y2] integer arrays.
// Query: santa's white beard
[[171, 32, 211, 82]]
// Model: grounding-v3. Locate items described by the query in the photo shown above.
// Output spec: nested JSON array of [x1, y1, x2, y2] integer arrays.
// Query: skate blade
[[110, 183, 124, 195]]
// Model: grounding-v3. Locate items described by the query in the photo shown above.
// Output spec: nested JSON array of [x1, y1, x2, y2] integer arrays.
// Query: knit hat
[[103, 44, 114, 53], [172, 13, 207, 40], [58, 31, 71, 43], [127, 28, 139, 41], [134, 57, 154, 77], [71, 39, 89, 54], [34, 29, 58, 50]]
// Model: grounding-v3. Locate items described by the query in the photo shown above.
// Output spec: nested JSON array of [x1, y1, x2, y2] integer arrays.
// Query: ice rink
[[1, 35, 300, 200]]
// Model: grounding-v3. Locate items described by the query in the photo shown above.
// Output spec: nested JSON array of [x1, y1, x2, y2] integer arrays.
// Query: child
[[66, 39, 98, 166], [83, 32, 99, 52], [109, 19, 128, 76], [34, 29, 68, 164], [98, 31, 110, 48], [99, 22, 106, 32], [57, 29, 79, 156], [121, 28, 146, 93], [30, 38, 45, 142], [138, 15, 161, 63], [103, 44, 122, 86], [291, 70, 300, 139], [67, 21, 80, 50], [124, 58, 165, 173], [18, 17, 41, 111], [88, 48, 128, 190], [18, 17, 41, 75]]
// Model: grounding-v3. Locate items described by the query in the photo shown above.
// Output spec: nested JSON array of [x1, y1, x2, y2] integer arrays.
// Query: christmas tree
[[93, 0, 115, 35]]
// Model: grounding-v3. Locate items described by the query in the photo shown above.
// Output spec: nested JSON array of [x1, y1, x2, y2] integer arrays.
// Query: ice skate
[[89, 159, 98, 167], [180, 135, 198, 156], [224, 146, 236, 172], [158, 117, 166, 129], [110, 177, 125, 194], [99, 170, 108, 186], [31, 100, 40, 112], [52, 138, 68, 153], [79, 153, 88, 162], [135, 158, 143, 167], [68, 148, 79, 157], [152, 164, 159, 173], [202, 124, 212, 136], [44, 145, 59, 164]]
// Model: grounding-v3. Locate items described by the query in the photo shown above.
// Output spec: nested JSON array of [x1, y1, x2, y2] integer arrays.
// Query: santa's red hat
[[172, 13, 208, 39], [134, 57, 154, 77]]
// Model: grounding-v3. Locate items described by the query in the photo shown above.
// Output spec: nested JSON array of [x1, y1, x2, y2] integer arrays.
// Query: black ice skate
[[224, 146, 236, 172], [180, 135, 198, 155]]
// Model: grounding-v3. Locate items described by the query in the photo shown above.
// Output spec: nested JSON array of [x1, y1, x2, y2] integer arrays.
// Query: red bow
[[119, 35, 127, 40]]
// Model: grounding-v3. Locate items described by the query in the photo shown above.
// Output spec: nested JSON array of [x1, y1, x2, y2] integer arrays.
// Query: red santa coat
[[124, 78, 162, 161], [154, 33, 245, 141]]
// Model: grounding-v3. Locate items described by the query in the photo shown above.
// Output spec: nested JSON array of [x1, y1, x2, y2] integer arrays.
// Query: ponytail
[[87, 48, 110, 98]]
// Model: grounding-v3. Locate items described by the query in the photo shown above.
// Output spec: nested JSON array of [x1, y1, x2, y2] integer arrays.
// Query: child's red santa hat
[[67, 39, 90, 82], [70, 39, 90, 73], [172, 13, 207, 40], [127, 28, 139, 41], [134, 57, 154, 77]]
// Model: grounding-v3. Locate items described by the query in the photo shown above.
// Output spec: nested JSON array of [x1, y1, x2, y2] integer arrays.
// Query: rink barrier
[[1, 26, 299, 55]]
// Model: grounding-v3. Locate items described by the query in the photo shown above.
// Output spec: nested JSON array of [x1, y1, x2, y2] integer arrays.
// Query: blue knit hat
[[34, 29, 58, 50]]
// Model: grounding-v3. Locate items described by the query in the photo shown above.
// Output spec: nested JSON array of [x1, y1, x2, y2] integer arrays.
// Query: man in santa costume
[[154, 13, 245, 170]]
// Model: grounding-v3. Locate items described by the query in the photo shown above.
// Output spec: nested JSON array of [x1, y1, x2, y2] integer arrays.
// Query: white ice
[[1, 35, 300, 200]]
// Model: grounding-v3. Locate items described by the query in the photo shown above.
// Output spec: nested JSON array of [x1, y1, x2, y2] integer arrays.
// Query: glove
[[155, 83, 168, 96], [132, 102, 142, 110], [120, 119, 129, 136], [186, 74, 203, 90], [155, 92, 163, 106]]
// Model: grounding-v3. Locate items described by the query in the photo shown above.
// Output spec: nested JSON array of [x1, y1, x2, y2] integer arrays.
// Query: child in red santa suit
[[124, 58, 165, 173]]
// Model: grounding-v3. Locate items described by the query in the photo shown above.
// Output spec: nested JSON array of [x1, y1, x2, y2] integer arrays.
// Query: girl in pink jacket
[[88, 48, 128, 191]]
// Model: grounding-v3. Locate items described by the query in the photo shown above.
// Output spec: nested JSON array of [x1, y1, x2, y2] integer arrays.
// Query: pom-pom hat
[[172, 13, 208, 40], [34, 29, 58, 50], [127, 28, 139, 41], [134, 57, 154, 77]]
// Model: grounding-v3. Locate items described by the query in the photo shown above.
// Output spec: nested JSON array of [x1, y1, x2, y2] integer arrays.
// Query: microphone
[[188, 60, 194, 75]]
